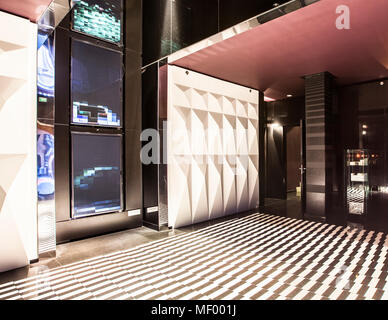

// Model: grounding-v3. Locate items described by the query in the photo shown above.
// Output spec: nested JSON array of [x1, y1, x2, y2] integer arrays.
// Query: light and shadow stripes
[[0, 213, 388, 300]]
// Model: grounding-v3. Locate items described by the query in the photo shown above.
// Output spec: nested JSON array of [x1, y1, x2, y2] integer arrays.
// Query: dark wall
[[266, 126, 286, 199], [219, 0, 287, 30], [142, 62, 159, 217], [54, 0, 143, 241], [337, 80, 388, 232], [267, 96, 305, 127], [142, 0, 289, 66], [286, 126, 302, 192], [265, 96, 304, 199]]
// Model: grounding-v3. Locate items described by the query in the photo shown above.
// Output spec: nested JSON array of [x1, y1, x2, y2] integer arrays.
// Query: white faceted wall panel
[[168, 65, 259, 228], [168, 157, 192, 228], [207, 156, 223, 220], [0, 12, 37, 272]]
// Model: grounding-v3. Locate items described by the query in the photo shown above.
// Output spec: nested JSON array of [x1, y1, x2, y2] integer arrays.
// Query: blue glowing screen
[[37, 127, 55, 200], [37, 36, 55, 98]]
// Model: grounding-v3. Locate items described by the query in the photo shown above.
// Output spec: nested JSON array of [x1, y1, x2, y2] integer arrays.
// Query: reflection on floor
[[1, 213, 387, 300], [0, 227, 185, 286], [263, 192, 302, 220]]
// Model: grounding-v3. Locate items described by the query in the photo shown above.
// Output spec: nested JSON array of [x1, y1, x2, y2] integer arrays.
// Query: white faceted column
[[0, 12, 38, 272]]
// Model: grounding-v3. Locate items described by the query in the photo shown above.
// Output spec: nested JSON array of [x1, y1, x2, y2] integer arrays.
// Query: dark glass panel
[[142, 0, 172, 65], [171, 0, 218, 53], [72, 0, 123, 44], [219, 0, 288, 31], [72, 133, 123, 218], [71, 39, 123, 127]]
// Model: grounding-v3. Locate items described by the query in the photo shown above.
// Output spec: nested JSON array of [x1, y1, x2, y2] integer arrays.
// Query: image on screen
[[37, 123, 55, 200], [37, 34, 55, 98], [71, 39, 122, 127], [72, 0, 122, 44], [72, 133, 122, 218]]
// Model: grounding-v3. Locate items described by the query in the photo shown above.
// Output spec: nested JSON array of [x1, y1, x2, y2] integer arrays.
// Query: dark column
[[258, 92, 266, 207], [304, 72, 334, 222], [124, 0, 143, 213]]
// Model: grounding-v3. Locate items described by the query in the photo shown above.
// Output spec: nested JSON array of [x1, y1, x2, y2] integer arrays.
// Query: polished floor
[[0, 212, 387, 300], [262, 192, 303, 220]]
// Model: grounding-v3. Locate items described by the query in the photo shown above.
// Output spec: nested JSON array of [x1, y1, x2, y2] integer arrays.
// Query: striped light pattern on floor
[[1, 213, 388, 300]]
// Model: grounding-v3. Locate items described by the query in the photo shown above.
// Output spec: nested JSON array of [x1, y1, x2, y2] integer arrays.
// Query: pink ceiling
[[171, 0, 388, 100], [0, 0, 52, 22]]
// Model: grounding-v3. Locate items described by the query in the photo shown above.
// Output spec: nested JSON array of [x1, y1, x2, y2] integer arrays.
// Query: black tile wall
[[304, 72, 335, 222]]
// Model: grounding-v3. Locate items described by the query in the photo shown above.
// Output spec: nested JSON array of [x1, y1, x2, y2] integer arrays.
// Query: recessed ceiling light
[[287, 94, 293, 98]]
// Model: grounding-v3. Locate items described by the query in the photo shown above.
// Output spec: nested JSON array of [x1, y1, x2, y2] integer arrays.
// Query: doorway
[[264, 123, 305, 220]]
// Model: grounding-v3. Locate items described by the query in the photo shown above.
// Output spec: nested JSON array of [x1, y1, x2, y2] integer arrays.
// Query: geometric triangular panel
[[223, 96, 235, 115], [0, 185, 5, 213], [223, 115, 236, 155], [236, 117, 248, 155], [191, 109, 208, 155], [0, 76, 25, 112], [207, 93, 222, 113], [236, 156, 249, 212], [0, 154, 26, 192], [169, 158, 192, 228], [235, 100, 247, 118], [223, 156, 236, 216], [208, 156, 223, 219], [190, 88, 207, 111], [0, 209, 29, 272], [248, 119, 259, 155], [248, 155, 259, 209], [191, 160, 208, 224], [208, 112, 223, 155]]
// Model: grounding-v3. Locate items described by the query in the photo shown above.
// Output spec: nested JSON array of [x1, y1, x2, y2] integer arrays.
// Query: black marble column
[[304, 72, 335, 222]]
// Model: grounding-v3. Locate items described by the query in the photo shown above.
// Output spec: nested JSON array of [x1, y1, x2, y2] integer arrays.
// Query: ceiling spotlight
[[362, 131, 367, 135], [380, 81, 385, 86], [362, 125, 368, 129], [287, 94, 293, 98]]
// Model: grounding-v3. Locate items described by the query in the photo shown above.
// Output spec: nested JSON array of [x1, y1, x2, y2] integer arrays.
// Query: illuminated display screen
[[72, 0, 122, 44], [37, 125, 55, 200], [37, 35, 55, 98], [72, 133, 122, 218], [71, 39, 122, 127]]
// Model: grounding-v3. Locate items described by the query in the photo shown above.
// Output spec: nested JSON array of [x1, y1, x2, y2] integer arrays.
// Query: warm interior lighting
[[264, 96, 275, 102], [269, 122, 281, 128]]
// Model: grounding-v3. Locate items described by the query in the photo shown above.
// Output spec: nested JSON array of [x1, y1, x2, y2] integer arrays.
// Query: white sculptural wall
[[167, 65, 259, 228], [0, 12, 38, 272]]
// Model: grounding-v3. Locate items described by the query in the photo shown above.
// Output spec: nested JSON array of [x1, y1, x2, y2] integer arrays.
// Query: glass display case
[[345, 149, 369, 217]]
